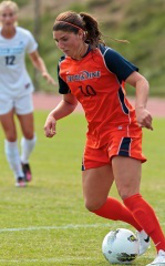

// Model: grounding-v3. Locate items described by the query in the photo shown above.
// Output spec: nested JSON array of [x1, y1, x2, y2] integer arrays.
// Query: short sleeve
[[26, 31, 38, 54], [57, 63, 70, 94], [104, 48, 139, 83]]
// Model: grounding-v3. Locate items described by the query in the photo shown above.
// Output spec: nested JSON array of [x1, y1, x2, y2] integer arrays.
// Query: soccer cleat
[[22, 163, 32, 182], [146, 249, 165, 265], [137, 230, 150, 255], [15, 177, 26, 187]]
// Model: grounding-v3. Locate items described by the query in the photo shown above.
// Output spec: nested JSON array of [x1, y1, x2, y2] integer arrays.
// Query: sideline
[[0, 257, 99, 264], [0, 256, 153, 264], [0, 222, 164, 233], [0, 223, 112, 233]]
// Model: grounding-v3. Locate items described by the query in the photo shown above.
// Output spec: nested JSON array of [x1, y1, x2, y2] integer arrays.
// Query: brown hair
[[53, 11, 105, 49]]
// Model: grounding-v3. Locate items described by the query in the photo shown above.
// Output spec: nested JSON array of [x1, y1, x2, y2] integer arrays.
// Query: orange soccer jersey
[[58, 45, 146, 169]]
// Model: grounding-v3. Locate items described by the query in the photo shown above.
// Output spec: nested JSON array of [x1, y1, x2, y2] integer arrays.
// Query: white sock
[[4, 139, 24, 179], [20, 135, 37, 164]]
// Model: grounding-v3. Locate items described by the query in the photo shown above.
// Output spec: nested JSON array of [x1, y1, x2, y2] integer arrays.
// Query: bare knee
[[118, 186, 139, 200], [23, 131, 34, 140], [6, 133, 17, 142], [84, 198, 106, 212]]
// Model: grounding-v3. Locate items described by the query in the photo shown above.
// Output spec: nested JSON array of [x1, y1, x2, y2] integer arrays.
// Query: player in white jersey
[[0, 1, 56, 187]]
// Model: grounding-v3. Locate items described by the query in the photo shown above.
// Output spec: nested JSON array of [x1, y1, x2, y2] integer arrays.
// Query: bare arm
[[44, 93, 78, 138], [29, 50, 56, 85], [126, 71, 153, 130]]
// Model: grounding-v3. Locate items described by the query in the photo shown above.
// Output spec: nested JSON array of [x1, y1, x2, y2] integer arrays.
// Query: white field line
[[0, 222, 164, 233], [0, 257, 98, 263], [0, 223, 112, 233], [0, 223, 158, 264], [0, 255, 154, 264]]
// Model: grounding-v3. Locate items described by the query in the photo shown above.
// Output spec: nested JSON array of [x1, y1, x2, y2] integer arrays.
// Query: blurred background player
[[44, 11, 165, 265], [0, 1, 56, 187]]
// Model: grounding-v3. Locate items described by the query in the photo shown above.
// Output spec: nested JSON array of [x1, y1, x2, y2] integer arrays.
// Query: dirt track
[[33, 92, 165, 118]]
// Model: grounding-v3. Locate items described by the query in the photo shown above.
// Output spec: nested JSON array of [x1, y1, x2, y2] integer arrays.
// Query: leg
[[82, 164, 114, 210], [82, 164, 142, 230], [16, 93, 36, 162], [17, 112, 34, 140], [112, 156, 141, 199], [112, 156, 165, 252], [17, 112, 36, 162], [0, 108, 17, 141], [0, 110, 25, 180], [17, 113, 36, 181]]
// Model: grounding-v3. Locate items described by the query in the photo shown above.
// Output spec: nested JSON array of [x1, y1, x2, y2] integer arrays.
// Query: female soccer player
[[44, 11, 165, 265], [0, 1, 56, 187]]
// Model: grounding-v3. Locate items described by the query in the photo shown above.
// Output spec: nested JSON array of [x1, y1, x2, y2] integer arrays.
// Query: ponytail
[[53, 11, 128, 49], [79, 12, 105, 48]]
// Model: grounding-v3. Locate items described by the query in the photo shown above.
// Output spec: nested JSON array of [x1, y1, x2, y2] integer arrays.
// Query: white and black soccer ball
[[102, 228, 139, 264]]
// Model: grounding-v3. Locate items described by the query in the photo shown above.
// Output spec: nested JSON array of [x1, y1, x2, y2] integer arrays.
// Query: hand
[[42, 72, 57, 86], [44, 114, 56, 138], [135, 107, 153, 130]]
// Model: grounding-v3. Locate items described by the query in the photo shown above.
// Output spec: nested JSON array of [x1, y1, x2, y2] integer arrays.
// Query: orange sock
[[124, 194, 165, 252], [92, 197, 142, 231]]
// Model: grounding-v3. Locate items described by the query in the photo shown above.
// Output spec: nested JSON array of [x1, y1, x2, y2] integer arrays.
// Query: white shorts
[[0, 93, 34, 115]]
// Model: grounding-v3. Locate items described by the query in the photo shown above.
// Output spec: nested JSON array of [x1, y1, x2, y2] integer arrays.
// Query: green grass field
[[0, 112, 165, 266]]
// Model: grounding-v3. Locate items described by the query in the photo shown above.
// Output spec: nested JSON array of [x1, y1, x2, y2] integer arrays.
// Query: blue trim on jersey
[[58, 56, 70, 94], [99, 45, 139, 83], [82, 162, 85, 171], [118, 137, 131, 156], [58, 44, 139, 94], [118, 87, 129, 114]]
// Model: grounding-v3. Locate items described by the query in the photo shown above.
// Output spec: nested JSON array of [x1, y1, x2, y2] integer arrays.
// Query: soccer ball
[[102, 228, 139, 264]]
